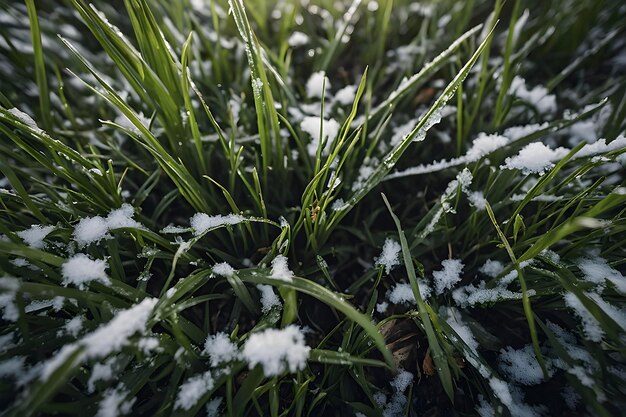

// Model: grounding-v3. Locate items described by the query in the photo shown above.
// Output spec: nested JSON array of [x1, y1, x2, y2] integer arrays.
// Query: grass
[[0, 0, 625, 416]]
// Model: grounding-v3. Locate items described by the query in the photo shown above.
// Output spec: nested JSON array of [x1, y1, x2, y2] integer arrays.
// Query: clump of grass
[[0, 0, 625, 416]]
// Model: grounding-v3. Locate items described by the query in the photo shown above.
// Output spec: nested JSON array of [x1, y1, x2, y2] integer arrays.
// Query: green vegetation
[[0, 0, 624, 416]]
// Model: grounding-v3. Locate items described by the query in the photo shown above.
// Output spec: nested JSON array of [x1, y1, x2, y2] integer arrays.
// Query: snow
[[390, 119, 417, 148], [74, 204, 143, 246], [452, 282, 536, 307], [0, 277, 19, 322], [269, 255, 294, 282], [465, 133, 510, 161], [203, 332, 241, 367], [563, 292, 603, 342], [376, 301, 389, 314], [41, 298, 157, 381], [300, 116, 341, 157], [375, 238, 402, 274], [306, 71, 330, 98], [8, 108, 43, 133], [63, 316, 84, 337], [17, 224, 55, 249], [61, 254, 110, 289], [190, 213, 245, 236], [88, 359, 115, 392], [74, 216, 109, 246], [501, 142, 569, 174], [96, 386, 135, 417], [441, 307, 479, 353], [387, 281, 431, 304], [577, 256, 625, 294], [433, 259, 464, 294], [479, 259, 504, 278], [510, 76, 557, 114], [212, 262, 235, 278], [174, 370, 215, 410], [334, 85, 357, 106], [241, 325, 310, 376], [574, 135, 626, 159], [257, 284, 281, 313], [381, 369, 414, 417], [498, 345, 545, 385], [206, 397, 223, 417], [137, 337, 161, 353], [288, 31, 309, 47]]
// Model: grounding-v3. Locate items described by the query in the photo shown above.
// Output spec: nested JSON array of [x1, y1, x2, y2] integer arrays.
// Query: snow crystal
[[563, 292, 603, 342], [212, 262, 235, 278], [577, 256, 625, 294], [190, 213, 245, 236], [479, 259, 504, 278], [41, 298, 157, 381], [95, 386, 135, 417], [375, 238, 402, 274], [510, 76, 557, 114], [175, 370, 215, 410], [203, 332, 240, 367], [306, 71, 330, 99], [270, 255, 294, 282], [501, 142, 569, 174], [241, 325, 310, 376], [17, 224, 55, 249], [61, 254, 110, 289], [433, 259, 464, 295], [288, 31, 309, 47], [334, 85, 357, 106], [300, 116, 341, 157], [257, 284, 281, 313], [498, 345, 545, 385]]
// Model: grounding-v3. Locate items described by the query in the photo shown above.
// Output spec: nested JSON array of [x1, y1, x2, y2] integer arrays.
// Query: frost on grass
[[16, 224, 55, 249], [203, 332, 241, 367], [433, 259, 464, 295], [501, 142, 569, 175], [174, 370, 214, 410], [241, 325, 310, 376], [269, 255, 294, 282], [61, 254, 110, 289], [95, 386, 135, 417], [40, 298, 157, 381], [375, 237, 402, 274], [300, 116, 341, 157], [212, 262, 235, 278], [257, 284, 281, 313], [74, 204, 143, 246], [190, 213, 245, 236]]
